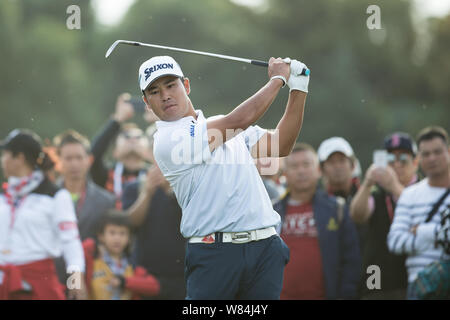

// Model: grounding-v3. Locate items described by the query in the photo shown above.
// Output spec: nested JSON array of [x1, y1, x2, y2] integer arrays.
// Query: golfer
[[139, 55, 309, 299]]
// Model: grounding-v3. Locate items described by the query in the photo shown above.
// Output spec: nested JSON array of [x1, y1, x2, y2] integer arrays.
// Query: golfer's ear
[[142, 94, 151, 111], [183, 77, 190, 95]]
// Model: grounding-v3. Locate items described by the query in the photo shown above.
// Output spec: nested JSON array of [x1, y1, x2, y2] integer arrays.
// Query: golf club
[[105, 40, 310, 76]]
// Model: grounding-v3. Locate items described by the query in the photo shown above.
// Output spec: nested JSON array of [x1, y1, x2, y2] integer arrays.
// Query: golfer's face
[[143, 76, 190, 121]]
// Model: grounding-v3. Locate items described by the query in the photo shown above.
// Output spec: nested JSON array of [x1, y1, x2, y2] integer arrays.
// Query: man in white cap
[[318, 137, 360, 200], [138, 55, 310, 299], [317, 136, 366, 287]]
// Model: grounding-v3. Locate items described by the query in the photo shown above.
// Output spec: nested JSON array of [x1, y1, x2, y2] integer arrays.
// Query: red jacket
[[0, 259, 65, 300], [82, 238, 160, 299]]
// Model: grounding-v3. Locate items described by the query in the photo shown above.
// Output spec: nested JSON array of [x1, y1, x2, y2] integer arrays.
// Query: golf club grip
[[250, 60, 309, 76]]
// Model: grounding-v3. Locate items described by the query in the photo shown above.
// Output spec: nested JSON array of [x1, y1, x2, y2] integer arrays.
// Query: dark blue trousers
[[185, 235, 290, 300]]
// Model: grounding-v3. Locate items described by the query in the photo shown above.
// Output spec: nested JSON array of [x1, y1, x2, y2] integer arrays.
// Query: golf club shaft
[[107, 40, 309, 75]]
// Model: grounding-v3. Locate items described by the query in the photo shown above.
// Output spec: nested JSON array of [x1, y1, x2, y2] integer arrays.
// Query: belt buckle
[[231, 231, 252, 244]]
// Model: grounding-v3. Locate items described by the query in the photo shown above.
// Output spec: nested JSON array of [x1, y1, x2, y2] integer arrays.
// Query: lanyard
[[4, 192, 27, 230], [385, 195, 394, 223], [75, 189, 87, 215], [113, 162, 124, 198], [113, 162, 146, 202]]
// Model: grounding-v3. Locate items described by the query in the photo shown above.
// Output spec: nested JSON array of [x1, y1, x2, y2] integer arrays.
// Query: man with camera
[[350, 132, 419, 299]]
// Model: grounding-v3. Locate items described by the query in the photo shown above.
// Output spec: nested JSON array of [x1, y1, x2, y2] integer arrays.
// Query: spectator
[[318, 136, 367, 262], [90, 93, 152, 204], [274, 143, 361, 299], [388, 126, 450, 299], [83, 209, 160, 300], [351, 132, 419, 299], [122, 132, 186, 300], [54, 129, 115, 240], [0, 129, 86, 299], [318, 137, 360, 199]]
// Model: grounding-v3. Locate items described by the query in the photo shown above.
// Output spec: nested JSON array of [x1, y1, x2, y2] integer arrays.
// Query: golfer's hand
[[287, 60, 309, 93], [113, 93, 135, 123], [268, 57, 290, 86]]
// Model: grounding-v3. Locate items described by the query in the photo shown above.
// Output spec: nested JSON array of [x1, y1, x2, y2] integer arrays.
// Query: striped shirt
[[387, 179, 450, 283]]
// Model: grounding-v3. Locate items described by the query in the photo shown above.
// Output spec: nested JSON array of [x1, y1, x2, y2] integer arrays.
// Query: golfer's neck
[[184, 100, 197, 120]]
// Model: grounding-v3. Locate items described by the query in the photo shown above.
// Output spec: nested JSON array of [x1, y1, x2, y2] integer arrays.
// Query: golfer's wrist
[[270, 75, 287, 88]]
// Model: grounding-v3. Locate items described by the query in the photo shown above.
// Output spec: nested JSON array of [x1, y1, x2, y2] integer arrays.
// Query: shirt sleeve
[[387, 191, 416, 254], [52, 189, 86, 273], [154, 120, 212, 175], [241, 125, 268, 151]]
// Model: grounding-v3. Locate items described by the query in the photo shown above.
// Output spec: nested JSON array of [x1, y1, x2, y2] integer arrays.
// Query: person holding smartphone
[[90, 93, 154, 207], [350, 132, 419, 299]]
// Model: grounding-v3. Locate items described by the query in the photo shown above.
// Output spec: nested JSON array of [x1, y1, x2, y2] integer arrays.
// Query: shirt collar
[[155, 109, 205, 129]]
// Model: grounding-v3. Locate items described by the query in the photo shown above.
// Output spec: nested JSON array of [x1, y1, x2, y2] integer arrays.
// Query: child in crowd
[[83, 209, 160, 300]]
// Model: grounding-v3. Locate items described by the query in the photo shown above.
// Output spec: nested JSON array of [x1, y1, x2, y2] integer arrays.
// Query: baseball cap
[[138, 56, 184, 91], [318, 137, 355, 163], [384, 132, 417, 155], [0, 129, 43, 159]]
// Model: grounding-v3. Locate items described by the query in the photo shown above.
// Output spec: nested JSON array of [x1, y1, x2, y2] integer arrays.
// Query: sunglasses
[[387, 153, 412, 165]]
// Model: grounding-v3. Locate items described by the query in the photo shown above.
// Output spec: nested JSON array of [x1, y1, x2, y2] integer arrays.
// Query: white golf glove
[[287, 59, 310, 93]]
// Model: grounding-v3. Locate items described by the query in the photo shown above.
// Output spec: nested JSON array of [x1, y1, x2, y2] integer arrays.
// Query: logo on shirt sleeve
[[58, 221, 78, 231], [190, 124, 195, 137]]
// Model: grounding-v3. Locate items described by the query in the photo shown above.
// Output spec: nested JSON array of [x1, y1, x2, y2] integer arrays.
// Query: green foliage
[[0, 0, 448, 175]]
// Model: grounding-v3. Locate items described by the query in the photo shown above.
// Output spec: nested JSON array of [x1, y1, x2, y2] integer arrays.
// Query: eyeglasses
[[387, 153, 412, 165]]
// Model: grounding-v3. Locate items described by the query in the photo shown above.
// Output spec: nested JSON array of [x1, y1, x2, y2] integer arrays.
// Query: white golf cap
[[317, 137, 354, 162], [138, 56, 184, 91]]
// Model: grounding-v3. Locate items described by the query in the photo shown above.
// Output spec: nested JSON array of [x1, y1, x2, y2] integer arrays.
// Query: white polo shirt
[[153, 109, 281, 238]]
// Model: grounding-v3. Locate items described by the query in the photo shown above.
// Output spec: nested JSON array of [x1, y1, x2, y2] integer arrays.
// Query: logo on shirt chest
[[282, 211, 318, 237]]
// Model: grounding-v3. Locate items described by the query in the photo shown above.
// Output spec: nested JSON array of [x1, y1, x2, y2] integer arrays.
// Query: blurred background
[[0, 0, 449, 182]]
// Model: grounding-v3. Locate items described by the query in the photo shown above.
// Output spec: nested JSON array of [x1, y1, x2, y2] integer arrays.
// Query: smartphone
[[126, 97, 147, 114], [373, 150, 388, 168]]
